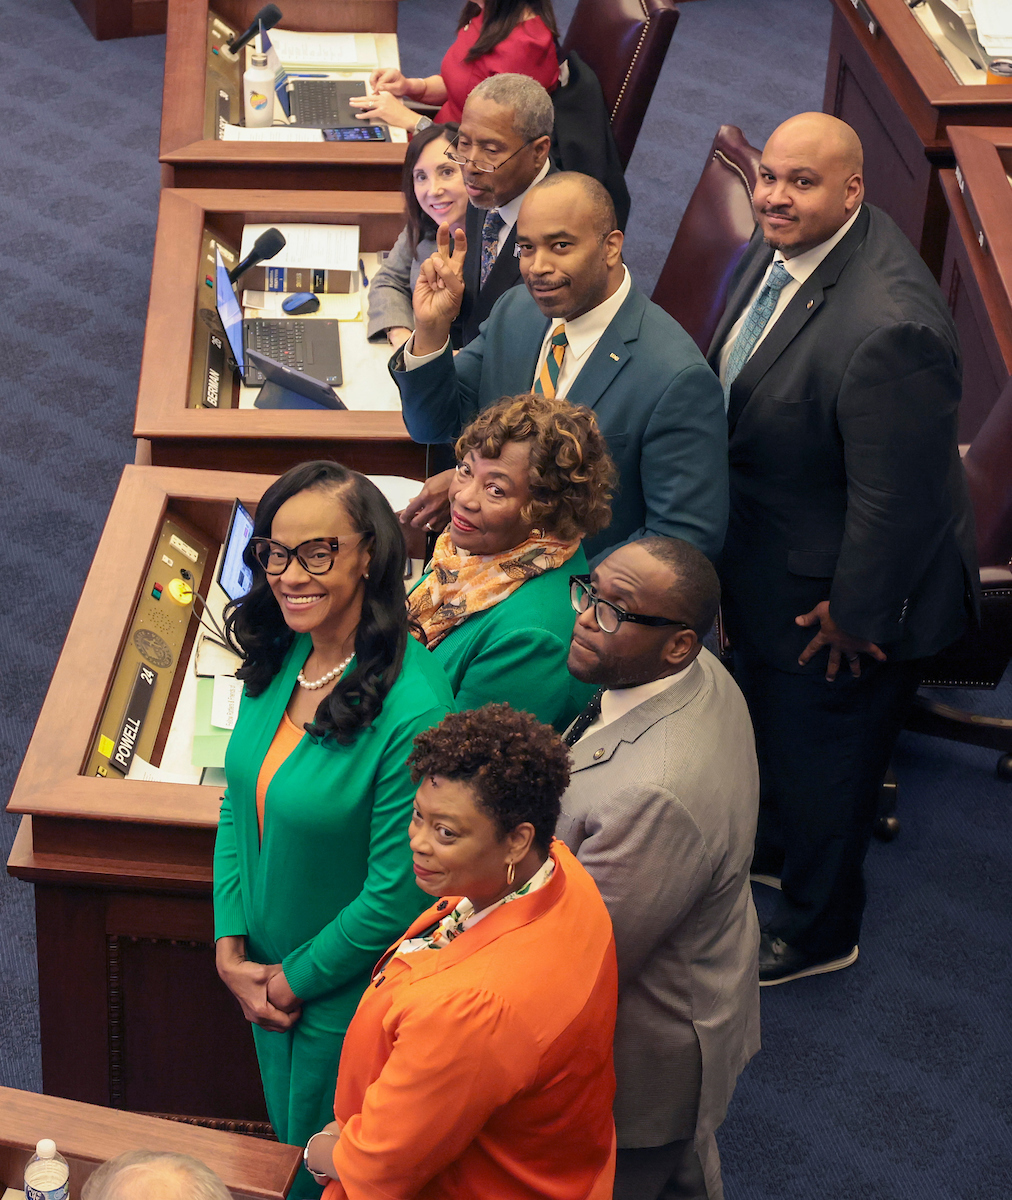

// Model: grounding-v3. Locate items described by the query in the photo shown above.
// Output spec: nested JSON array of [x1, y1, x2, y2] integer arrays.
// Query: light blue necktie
[[723, 260, 793, 409]]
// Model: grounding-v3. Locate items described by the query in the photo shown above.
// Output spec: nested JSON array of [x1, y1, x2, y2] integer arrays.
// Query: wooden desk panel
[[0, 1086, 299, 1198], [7, 467, 280, 1122], [825, 0, 1012, 276], [939, 128, 1012, 442], [134, 188, 425, 477], [161, 0, 406, 190], [69, 0, 166, 39]]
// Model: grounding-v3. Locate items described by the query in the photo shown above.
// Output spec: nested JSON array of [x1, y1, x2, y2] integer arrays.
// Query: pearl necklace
[[297, 653, 354, 691]]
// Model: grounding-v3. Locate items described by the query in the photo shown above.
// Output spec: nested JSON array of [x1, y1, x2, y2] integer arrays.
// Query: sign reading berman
[[111, 662, 158, 774]]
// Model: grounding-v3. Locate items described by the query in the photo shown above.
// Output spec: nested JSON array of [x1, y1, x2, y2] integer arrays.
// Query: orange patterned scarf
[[408, 528, 581, 649]]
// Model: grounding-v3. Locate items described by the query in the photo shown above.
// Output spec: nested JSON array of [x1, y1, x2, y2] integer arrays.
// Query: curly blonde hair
[[454, 394, 615, 541]]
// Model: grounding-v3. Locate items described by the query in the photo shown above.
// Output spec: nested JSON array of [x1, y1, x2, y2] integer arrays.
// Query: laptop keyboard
[[292, 81, 343, 127], [245, 320, 305, 384]]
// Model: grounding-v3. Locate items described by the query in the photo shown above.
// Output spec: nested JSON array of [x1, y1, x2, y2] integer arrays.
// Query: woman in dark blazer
[[366, 123, 467, 350]]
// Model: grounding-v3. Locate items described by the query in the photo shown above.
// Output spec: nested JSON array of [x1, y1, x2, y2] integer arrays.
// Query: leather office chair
[[561, 0, 680, 170], [876, 375, 1012, 837], [650, 125, 760, 353]]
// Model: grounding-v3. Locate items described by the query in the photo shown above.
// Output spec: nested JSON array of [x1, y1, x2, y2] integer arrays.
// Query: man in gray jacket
[[558, 537, 760, 1200]]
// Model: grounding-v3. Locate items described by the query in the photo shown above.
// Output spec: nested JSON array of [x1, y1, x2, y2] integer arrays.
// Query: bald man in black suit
[[709, 113, 978, 985]]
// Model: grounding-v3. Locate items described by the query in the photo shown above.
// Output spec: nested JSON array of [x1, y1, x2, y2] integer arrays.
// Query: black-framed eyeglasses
[[250, 533, 368, 576], [569, 575, 690, 636], [444, 134, 535, 174]]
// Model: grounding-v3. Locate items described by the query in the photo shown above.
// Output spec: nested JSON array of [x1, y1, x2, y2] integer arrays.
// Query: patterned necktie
[[723, 260, 793, 407], [479, 210, 506, 288], [564, 690, 604, 748], [534, 325, 568, 399]]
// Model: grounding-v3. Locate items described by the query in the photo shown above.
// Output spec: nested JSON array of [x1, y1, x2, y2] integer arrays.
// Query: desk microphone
[[228, 227, 287, 284], [227, 3, 282, 54]]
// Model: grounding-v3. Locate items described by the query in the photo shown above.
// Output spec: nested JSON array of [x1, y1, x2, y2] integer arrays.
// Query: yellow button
[[167, 578, 194, 606]]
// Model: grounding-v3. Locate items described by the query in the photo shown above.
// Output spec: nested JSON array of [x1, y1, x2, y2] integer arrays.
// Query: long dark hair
[[457, 0, 558, 63], [225, 461, 409, 744], [403, 120, 459, 257]]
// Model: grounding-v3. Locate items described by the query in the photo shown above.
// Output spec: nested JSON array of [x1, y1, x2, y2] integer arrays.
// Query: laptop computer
[[215, 247, 343, 389], [287, 78, 389, 135]]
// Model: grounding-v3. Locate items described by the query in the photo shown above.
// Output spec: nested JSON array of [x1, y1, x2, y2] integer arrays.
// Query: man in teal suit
[[392, 173, 728, 563]]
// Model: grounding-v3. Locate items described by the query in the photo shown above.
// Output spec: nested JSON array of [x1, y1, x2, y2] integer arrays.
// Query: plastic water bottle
[[24, 1139, 69, 1200], [243, 50, 275, 128]]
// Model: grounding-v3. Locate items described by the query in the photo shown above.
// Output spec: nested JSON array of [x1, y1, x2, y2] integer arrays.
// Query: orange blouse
[[323, 841, 617, 1200], [254, 711, 303, 839]]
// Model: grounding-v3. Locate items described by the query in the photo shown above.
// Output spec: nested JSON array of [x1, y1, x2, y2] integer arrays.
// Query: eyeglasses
[[569, 575, 690, 636], [444, 134, 535, 174], [250, 533, 368, 576]]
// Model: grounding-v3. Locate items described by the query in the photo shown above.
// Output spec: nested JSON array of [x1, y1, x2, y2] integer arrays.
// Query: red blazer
[[436, 13, 559, 124], [323, 841, 617, 1200]]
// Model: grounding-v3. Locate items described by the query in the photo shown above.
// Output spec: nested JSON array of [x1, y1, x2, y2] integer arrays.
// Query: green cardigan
[[417, 545, 596, 732], [213, 634, 454, 1004]]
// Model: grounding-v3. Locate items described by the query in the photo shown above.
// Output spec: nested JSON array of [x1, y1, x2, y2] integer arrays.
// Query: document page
[[269, 30, 378, 67], [221, 124, 323, 141], [240, 223, 361, 272]]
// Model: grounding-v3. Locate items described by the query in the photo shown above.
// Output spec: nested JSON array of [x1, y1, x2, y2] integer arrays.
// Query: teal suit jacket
[[391, 283, 729, 563]]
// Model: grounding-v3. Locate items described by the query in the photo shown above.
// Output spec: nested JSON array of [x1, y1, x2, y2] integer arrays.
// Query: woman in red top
[[352, 0, 560, 133]]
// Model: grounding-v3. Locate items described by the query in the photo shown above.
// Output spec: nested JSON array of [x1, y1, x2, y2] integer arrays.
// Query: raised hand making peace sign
[[412, 221, 468, 356]]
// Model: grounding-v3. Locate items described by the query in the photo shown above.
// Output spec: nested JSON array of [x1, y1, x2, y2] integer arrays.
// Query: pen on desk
[[359, 258, 369, 287], [288, 73, 331, 78]]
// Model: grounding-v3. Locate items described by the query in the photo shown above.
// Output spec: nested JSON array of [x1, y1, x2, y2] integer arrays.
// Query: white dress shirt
[[404, 265, 632, 386], [531, 266, 631, 396], [576, 658, 695, 745], [717, 206, 862, 386], [491, 157, 551, 252]]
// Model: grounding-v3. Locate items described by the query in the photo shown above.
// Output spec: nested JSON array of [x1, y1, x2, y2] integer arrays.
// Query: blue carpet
[[2, 0, 1010, 1193]]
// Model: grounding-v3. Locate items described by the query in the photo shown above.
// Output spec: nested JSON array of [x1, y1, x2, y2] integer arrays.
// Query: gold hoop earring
[[506, 861, 516, 888]]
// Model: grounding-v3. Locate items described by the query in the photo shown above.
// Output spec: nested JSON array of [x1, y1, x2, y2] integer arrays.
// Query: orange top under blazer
[[323, 840, 618, 1200]]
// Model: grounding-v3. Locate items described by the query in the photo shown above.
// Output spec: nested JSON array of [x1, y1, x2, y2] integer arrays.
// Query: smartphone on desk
[[323, 126, 388, 141]]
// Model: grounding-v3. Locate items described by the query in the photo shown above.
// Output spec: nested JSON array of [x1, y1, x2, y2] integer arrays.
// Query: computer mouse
[[282, 292, 320, 315]]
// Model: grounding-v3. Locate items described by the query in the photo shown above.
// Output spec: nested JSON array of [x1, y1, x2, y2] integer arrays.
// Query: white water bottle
[[24, 1139, 69, 1200], [243, 50, 275, 127]]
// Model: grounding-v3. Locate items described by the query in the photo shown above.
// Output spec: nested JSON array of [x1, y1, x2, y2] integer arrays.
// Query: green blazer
[[213, 634, 454, 1004], [416, 547, 595, 732]]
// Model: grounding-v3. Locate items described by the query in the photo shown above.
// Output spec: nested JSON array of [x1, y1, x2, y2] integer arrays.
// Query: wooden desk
[[0, 1087, 299, 1199], [134, 188, 427, 478], [939, 126, 1012, 442], [69, 0, 166, 39], [824, 0, 1012, 276], [6, 467, 281, 1123], [161, 0, 407, 191]]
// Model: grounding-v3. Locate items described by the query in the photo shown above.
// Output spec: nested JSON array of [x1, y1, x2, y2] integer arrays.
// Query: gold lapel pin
[[609, 352, 620, 361], [806, 299, 814, 309]]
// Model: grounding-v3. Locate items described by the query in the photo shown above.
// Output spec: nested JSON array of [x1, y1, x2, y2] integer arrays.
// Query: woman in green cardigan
[[213, 461, 453, 1188], [407, 393, 615, 730]]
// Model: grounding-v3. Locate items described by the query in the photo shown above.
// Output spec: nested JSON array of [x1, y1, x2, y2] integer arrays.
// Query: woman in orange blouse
[[303, 704, 618, 1200]]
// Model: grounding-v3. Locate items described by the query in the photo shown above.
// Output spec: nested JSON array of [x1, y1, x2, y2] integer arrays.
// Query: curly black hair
[[408, 704, 570, 854], [225, 460, 408, 745]]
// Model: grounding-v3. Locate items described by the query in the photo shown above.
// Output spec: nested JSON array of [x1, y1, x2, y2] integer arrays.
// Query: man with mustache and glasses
[[391, 171, 728, 566], [559, 536, 759, 1200], [708, 112, 978, 985]]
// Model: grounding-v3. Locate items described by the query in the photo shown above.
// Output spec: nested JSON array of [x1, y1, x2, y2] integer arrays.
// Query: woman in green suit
[[407, 393, 615, 730], [213, 462, 453, 1189]]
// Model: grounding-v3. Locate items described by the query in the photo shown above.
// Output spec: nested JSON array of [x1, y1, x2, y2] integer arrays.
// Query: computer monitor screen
[[218, 499, 255, 602], [215, 247, 245, 372]]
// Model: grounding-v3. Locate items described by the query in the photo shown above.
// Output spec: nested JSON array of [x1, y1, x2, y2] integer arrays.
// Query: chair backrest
[[650, 125, 761, 353], [561, 0, 679, 170], [963, 372, 1012, 569]]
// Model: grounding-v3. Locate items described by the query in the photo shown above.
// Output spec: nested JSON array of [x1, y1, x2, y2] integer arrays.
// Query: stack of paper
[[970, 0, 1012, 55], [268, 30, 379, 69], [240, 223, 360, 272], [221, 124, 323, 142]]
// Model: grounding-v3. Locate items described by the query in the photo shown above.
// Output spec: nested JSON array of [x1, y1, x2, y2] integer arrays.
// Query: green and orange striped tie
[[534, 324, 568, 398]]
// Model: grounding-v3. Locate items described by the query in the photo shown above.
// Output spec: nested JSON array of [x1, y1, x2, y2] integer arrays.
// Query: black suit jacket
[[707, 204, 979, 673], [458, 163, 558, 346]]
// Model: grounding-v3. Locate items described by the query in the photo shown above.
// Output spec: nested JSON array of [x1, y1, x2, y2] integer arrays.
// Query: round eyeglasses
[[569, 575, 690, 636], [444, 134, 535, 175], [250, 533, 368, 576]]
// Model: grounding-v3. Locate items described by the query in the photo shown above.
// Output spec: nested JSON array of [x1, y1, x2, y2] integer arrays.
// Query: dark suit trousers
[[614, 1134, 717, 1200], [733, 652, 923, 957]]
